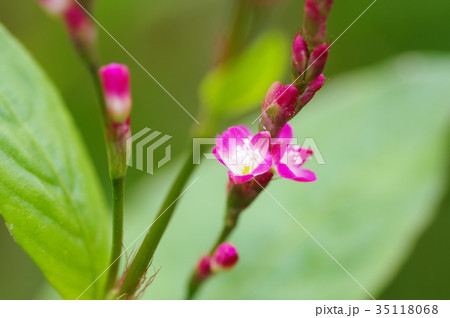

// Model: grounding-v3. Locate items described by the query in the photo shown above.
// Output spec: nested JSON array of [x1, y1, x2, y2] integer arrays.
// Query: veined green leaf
[[200, 31, 289, 119], [0, 24, 109, 299]]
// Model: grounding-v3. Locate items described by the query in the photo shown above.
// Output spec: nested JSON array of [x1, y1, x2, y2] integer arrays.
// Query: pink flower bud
[[305, 43, 328, 84], [292, 33, 309, 76], [196, 256, 212, 281], [263, 82, 299, 115], [37, 0, 70, 15], [99, 63, 132, 123], [298, 74, 326, 109], [260, 82, 299, 137], [63, 3, 95, 47], [211, 243, 239, 272]]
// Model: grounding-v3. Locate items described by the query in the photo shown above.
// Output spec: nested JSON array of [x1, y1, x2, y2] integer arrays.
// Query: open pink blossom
[[272, 123, 316, 182], [213, 125, 272, 184]]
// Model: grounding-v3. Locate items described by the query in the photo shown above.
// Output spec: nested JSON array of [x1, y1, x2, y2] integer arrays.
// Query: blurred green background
[[0, 0, 449, 299]]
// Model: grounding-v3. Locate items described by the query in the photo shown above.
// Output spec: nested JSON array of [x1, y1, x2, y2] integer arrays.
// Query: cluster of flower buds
[[211, 0, 331, 232], [37, 0, 96, 60], [195, 243, 239, 283], [259, 0, 332, 138], [99, 63, 132, 178]]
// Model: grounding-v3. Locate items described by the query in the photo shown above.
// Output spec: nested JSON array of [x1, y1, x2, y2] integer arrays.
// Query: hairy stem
[[83, 54, 128, 295], [106, 177, 125, 291], [186, 207, 241, 300], [118, 151, 197, 298]]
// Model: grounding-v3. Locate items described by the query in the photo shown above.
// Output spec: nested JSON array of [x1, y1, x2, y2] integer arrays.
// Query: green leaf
[[0, 25, 109, 299], [200, 31, 289, 119], [123, 53, 450, 299]]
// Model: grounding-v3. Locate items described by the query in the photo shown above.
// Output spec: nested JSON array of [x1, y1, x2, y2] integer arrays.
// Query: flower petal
[[283, 145, 313, 166], [277, 123, 293, 139], [249, 131, 272, 175], [276, 163, 316, 182], [271, 123, 293, 164], [275, 145, 316, 182], [212, 146, 227, 168]]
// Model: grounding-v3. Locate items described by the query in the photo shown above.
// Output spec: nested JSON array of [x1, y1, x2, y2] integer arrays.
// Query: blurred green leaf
[[0, 25, 109, 299], [200, 31, 289, 119], [123, 53, 450, 299]]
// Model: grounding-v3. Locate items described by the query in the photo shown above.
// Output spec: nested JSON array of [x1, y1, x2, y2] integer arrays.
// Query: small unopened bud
[[298, 74, 326, 111], [263, 82, 298, 116], [99, 63, 132, 123], [37, 0, 70, 15], [211, 243, 239, 272], [303, 0, 333, 49], [305, 43, 328, 84], [272, 85, 299, 110], [291, 33, 308, 76], [196, 256, 212, 281], [63, 3, 96, 51], [260, 82, 299, 137]]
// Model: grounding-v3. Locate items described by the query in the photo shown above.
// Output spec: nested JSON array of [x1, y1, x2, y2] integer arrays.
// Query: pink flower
[[37, 0, 70, 15], [272, 123, 316, 182], [213, 125, 272, 184], [211, 243, 239, 272], [99, 63, 132, 123]]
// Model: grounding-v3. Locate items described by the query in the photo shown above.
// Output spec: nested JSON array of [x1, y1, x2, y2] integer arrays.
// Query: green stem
[[106, 177, 125, 291], [82, 53, 128, 295], [209, 207, 240, 254], [186, 272, 202, 300], [118, 150, 197, 298], [186, 207, 241, 300]]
